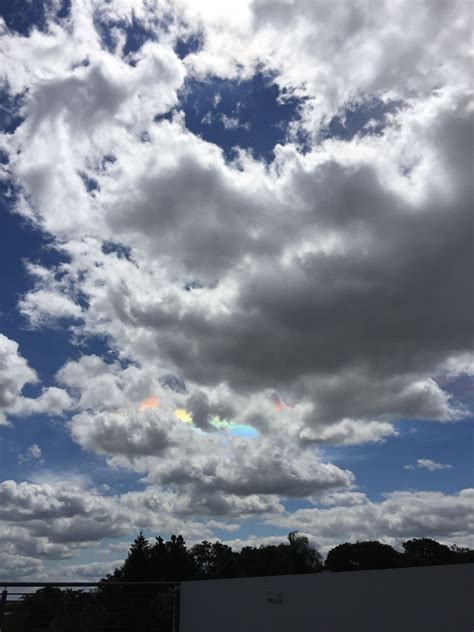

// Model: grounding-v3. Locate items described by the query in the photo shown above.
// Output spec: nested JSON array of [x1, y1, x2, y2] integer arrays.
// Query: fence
[[0, 582, 180, 632]]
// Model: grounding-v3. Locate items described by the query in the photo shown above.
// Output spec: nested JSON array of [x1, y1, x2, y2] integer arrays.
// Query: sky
[[0, 0, 472, 581]]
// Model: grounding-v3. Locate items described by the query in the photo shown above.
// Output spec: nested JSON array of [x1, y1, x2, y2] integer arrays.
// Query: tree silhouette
[[325, 541, 405, 572], [237, 532, 323, 577], [165, 534, 195, 581], [121, 531, 152, 581], [287, 531, 324, 573], [191, 540, 238, 579], [150, 535, 169, 580], [402, 538, 457, 566]]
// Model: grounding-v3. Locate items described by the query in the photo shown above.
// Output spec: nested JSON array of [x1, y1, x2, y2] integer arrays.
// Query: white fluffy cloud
[[0, 333, 37, 423], [0, 480, 472, 577], [404, 458, 453, 472], [18, 443, 44, 465], [2, 1, 471, 437], [266, 488, 474, 555], [0, 333, 71, 423]]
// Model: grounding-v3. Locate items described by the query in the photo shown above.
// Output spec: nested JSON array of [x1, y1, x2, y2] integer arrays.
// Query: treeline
[[4, 534, 472, 632], [106, 531, 474, 582]]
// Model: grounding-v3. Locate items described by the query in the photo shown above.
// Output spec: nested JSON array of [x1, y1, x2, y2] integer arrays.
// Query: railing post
[[0, 588, 7, 630], [173, 585, 180, 632]]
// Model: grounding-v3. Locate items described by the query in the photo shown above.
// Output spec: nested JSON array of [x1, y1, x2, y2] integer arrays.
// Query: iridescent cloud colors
[[138, 397, 257, 437]]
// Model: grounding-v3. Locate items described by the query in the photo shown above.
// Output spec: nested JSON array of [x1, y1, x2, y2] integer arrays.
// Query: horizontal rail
[[0, 581, 179, 588]]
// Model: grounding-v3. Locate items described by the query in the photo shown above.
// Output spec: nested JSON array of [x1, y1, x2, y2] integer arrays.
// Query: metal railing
[[0, 581, 180, 632]]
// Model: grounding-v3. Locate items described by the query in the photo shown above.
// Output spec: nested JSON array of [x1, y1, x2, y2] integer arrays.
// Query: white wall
[[180, 563, 474, 632]]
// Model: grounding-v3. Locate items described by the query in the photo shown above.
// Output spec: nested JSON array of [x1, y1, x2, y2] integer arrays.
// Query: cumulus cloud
[[0, 333, 71, 423], [266, 488, 474, 555], [69, 408, 353, 501], [0, 333, 37, 423], [299, 419, 397, 446], [0, 479, 218, 547], [46, 559, 124, 581], [18, 443, 44, 465], [3, 1, 471, 441], [0, 479, 471, 576], [0, 476, 282, 577], [404, 458, 453, 472]]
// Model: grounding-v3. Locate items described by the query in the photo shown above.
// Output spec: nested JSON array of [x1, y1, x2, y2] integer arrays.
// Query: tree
[[287, 531, 324, 573], [165, 534, 195, 580], [449, 544, 474, 563], [236, 533, 323, 577], [121, 531, 152, 581], [150, 536, 169, 580], [402, 538, 456, 566], [325, 541, 405, 572], [191, 540, 238, 579]]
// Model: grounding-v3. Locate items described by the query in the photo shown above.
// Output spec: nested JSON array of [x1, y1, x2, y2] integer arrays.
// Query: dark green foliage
[[402, 537, 474, 566], [3, 587, 97, 632], [325, 541, 406, 572], [325, 537, 474, 572], [238, 532, 324, 577], [121, 531, 151, 581], [449, 544, 474, 563], [111, 531, 323, 582], [190, 540, 239, 579], [288, 531, 324, 573]]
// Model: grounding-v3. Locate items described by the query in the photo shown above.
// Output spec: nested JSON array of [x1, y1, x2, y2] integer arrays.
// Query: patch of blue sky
[[174, 33, 202, 60], [180, 72, 302, 162], [78, 172, 100, 193], [0, 193, 75, 378], [0, 170, 128, 387], [323, 97, 403, 141], [92, 13, 153, 56], [436, 374, 474, 412], [321, 417, 474, 500], [2, 416, 145, 493], [0, 89, 24, 134], [93, 10, 174, 58], [0, 0, 71, 36]]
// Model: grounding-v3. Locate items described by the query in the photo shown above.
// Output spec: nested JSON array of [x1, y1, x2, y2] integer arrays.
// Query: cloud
[[0, 479, 218, 548], [69, 407, 353, 500], [1, 478, 471, 577], [0, 550, 46, 581], [46, 559, 124, 581], [0, 333, 37, 423], [3, 2, 471, 444], [18, 443, 44, 465], [182, 0, 471, 133], [299, 419, 397, 446], [0, 333, 71, 423], [404, 458, 453, 472], [266, 488, 474, 555], [0, 0, 472, 574]]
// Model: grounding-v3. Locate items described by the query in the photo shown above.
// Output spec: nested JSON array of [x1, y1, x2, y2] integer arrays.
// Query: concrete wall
[[180, 563, 474, 632]]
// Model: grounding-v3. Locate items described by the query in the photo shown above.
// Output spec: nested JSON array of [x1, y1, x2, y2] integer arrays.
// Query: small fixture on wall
[[266, 590, 283, 604]]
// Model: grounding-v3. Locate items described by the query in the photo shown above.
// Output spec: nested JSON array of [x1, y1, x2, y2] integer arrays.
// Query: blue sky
[[0, 0, 472, 581]]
